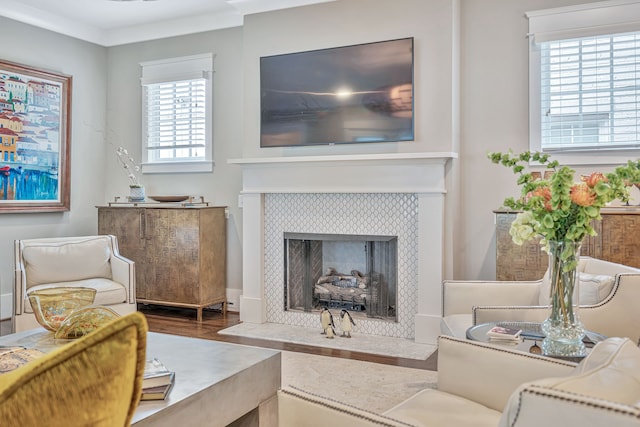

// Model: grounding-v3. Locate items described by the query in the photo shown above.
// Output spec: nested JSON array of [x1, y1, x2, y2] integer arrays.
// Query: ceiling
[[0, 0, 335, 47]]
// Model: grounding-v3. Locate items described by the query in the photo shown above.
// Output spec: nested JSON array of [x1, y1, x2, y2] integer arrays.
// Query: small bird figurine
[[325, 324, 336, 339], [320, 308, 334, 335], [340, 309, 356, 338]]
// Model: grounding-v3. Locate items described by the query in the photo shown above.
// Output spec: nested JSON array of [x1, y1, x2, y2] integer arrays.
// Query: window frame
[[527, 0, 640, 165], [140, 53, 214, 174]]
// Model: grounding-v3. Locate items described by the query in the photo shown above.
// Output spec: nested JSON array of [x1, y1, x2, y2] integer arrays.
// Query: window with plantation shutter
[[527, 1, 640, 164], [140, 53, 213, 173]]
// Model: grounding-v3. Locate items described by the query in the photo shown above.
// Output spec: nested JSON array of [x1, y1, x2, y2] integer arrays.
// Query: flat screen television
[[260, 37, 414, 147]]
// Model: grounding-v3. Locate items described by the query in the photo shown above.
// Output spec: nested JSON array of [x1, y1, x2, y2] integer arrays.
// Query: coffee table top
[[0, 328, 281, 427], [466, 321, 606, 360]]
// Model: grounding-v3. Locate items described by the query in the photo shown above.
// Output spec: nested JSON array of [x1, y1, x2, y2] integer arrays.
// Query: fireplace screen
[[284, 233, 397, 321]]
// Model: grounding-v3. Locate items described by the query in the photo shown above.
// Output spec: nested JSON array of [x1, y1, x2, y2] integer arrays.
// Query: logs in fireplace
[[284, 233, 397, 320], [315, 268, 370, 311]]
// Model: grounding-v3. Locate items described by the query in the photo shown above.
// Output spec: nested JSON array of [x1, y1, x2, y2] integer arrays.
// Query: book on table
[[486, 326, 522, 343], [141, 371, 175, 401], [143, 357, 174, 388]]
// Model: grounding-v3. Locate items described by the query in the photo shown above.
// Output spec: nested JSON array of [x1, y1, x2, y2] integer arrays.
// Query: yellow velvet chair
[[0, 312, 148, 427]]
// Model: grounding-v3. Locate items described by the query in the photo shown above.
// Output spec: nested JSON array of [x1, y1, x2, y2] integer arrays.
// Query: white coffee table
[[0, 328, 281, 427]]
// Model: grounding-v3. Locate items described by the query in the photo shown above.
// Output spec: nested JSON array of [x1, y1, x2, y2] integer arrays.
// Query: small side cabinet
[[97, 205, 227, 321]]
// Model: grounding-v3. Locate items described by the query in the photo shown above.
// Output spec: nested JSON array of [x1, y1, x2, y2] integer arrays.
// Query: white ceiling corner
[[0, 0, 337, 47]]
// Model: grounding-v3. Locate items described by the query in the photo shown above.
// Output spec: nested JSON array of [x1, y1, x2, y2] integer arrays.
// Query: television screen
[[260, 37, 414, 147]]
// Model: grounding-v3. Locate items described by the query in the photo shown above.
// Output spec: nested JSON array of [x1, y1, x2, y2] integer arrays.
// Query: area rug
[[281, 350, 438, 413], [219, 322, 436, 360]]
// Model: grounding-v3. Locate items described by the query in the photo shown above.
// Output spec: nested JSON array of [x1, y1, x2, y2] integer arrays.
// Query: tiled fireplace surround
[[230, 153, 456, 344]]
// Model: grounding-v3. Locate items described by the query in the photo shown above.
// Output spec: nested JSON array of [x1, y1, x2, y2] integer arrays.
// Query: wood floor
[[139, 305, 438, 371]]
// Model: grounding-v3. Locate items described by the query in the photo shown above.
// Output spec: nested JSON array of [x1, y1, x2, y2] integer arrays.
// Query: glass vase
[[541, 240, 586, 357]]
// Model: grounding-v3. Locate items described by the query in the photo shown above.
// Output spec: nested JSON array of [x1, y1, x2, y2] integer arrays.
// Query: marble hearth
[[229, 153, 456, 344]]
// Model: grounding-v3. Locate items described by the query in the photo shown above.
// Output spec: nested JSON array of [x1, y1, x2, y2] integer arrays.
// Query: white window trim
[[526, 0, 640, 165], [142, 160, 215, 174], [140, 53, 214, 174]]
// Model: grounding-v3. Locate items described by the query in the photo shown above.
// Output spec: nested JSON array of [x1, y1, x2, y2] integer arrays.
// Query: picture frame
[[0, 60, 71, 213]]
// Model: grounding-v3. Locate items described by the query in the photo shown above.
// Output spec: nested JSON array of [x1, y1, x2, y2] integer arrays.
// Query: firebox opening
[[284, 232, 398, 321]]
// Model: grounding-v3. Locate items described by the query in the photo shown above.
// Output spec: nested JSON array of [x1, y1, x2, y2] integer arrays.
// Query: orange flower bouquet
[[488, 151, 640, 247], [488, 151, 640, 357]]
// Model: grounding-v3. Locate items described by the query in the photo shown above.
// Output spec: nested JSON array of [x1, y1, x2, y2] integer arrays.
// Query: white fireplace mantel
[[228, 152, 458, 344], [228, 152, 457, 195]]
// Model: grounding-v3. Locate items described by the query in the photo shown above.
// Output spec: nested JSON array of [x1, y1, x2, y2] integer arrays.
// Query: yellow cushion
[[0, 312, 147, 427]]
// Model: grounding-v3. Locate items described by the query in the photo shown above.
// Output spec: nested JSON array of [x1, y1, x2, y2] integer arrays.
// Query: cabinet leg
[[197, 307, 203, 322]]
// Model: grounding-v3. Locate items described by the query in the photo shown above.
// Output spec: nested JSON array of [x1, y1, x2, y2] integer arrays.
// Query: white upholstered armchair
[[441, 257, 640, 343], [14, 235, 137, 332]]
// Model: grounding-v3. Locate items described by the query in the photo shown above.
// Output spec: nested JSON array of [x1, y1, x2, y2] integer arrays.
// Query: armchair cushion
[[538, 272, 615, 306], [25, 279, 128, 312], [22, 237, 113, 287], [576, 273, 616, 305]]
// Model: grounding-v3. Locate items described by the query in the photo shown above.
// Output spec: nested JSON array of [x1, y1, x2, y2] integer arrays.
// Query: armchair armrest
[[278, 387, 409, 427], [436, 336, 576, 412], [13, 240, 26, 315], [501, 337, 640, 426], [110, 253, 136, 304], [508, 387, 640, 427], [443, 280, 541, 316], [578, 274, 640, 343]]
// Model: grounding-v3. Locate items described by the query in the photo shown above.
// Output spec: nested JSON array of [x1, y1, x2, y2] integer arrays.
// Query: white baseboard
[[1, 292, 12, 320], [226, 288, 241, 312]]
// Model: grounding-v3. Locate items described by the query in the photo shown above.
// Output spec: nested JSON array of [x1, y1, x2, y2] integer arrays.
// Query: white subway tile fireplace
[[229, 153, 456, 344]]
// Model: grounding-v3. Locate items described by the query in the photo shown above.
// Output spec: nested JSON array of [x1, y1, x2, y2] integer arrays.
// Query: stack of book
[[142, 358, 175, 401], [486, 326, 522, 344]]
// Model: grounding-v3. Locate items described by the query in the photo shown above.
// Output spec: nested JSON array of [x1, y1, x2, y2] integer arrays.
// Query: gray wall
[[105, 27, 245, 306], [459, 0, 609, 280], [0, 18, 108, 318], [1, 0, 627, 322]]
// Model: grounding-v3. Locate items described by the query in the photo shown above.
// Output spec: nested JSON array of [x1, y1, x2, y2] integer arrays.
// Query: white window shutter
[[527, 1, 640, 161], [140, 53, 214, 173]]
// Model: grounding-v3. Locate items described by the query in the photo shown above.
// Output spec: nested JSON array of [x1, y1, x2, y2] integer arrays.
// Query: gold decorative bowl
[[28, 287, 97, 332], [54, 306, 120, 340]]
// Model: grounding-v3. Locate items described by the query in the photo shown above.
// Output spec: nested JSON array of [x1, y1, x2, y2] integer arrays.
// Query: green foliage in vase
[[488, 151, 640, 264]]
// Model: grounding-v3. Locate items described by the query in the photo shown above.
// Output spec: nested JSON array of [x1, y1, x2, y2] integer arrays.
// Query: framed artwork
[[0, 60, 71, 213]]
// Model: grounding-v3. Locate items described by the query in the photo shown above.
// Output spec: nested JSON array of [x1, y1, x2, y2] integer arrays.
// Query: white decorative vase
[[129, 186, 145, 202]]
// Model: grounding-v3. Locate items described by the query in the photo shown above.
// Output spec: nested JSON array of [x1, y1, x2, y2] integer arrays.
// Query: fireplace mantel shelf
[[229, 152, 457, 195], [228, 152, 458, 166]]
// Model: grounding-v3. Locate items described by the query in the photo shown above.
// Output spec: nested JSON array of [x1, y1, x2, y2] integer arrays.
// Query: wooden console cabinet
[[97, 205, 227, 321], [495, 207, 640, 280]]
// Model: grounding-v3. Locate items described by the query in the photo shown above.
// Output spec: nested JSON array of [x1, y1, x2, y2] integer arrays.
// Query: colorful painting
[[0, 60, 71, 213]]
